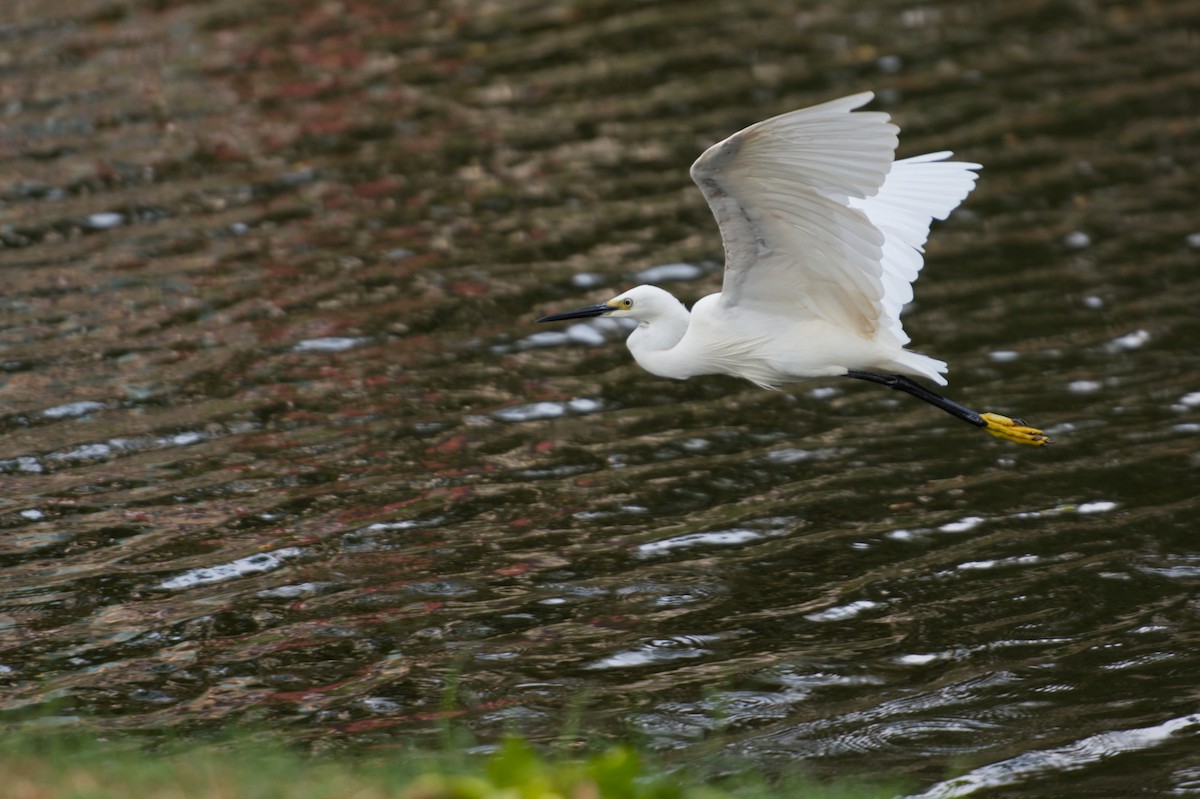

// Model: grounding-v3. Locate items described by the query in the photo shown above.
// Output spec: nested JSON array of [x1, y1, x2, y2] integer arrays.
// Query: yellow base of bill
[[980, 412, 1051, 446]]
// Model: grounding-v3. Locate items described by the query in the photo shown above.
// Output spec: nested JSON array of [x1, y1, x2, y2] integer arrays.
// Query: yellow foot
[[980, 412, 1051, 446]]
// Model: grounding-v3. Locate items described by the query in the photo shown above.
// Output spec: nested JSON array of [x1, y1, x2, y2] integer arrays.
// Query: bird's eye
[[621, 298, 634, 309]]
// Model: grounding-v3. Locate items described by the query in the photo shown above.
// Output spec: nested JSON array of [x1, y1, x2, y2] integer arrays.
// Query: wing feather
[[848, 152, 980, 345], [690, 92, 896, 334], [690, 93, 978, 344]]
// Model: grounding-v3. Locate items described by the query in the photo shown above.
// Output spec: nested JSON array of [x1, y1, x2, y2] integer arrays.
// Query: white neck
[[625, 304, 693, 379]]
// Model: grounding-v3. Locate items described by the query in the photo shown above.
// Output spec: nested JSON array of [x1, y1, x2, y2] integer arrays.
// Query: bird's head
[[537, 285, 683, 324]]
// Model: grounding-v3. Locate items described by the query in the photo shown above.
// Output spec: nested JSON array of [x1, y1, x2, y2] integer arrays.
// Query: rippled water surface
[[2, 0, 1199, 795]]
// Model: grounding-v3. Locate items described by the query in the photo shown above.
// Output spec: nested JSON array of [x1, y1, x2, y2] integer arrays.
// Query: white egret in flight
[[537, 93, 1049, 446]]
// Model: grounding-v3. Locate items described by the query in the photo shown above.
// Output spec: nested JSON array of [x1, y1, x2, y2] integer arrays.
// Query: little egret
[[537, 93, 1049, 446]]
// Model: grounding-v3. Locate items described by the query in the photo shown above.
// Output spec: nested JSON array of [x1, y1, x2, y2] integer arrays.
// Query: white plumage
[[537, 93, 1049, 446]]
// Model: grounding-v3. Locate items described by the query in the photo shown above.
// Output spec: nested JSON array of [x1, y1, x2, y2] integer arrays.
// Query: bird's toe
[[980, 412, 1051, 446]]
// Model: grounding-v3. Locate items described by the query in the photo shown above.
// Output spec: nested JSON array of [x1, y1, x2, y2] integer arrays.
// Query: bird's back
[[681, 292, 945, 387]]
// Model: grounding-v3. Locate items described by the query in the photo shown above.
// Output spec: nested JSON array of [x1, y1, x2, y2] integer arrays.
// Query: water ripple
[[587, 634, 724, 671], [907, 713, 1200, 798], [0, 1, 1198, 793], [158, 547, 306, 590]]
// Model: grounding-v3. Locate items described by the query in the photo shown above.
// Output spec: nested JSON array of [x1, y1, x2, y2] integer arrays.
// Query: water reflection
[[2, 0, 1199, 796]]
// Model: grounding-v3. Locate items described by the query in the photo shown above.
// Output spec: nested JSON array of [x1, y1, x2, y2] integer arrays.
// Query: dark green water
[[2, 0, 1199, 795]]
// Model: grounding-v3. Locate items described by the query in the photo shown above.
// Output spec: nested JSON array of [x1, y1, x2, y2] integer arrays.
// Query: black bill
[[536, 303, 612, 323]]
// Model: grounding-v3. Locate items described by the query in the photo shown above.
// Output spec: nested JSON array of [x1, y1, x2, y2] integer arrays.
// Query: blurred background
[[1, 0, 1198, 795]]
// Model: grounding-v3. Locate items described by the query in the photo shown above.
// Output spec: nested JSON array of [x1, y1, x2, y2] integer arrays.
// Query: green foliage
[[0, 727, 898, 799], [407, 737, 688, 799]]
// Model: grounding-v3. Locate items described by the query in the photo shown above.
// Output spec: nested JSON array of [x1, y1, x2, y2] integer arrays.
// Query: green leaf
[[487, 737, 545, 789], [587, 747, 645, 799]]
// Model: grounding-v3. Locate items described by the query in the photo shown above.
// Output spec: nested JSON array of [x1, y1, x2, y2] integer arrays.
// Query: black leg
[[846, 370, 986, 428], [844, 370, 1050, 445]]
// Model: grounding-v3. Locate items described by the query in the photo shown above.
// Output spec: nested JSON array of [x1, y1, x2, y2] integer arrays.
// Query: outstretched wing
[[849, 151, 980, 345], [690, 92, 977, 343]]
